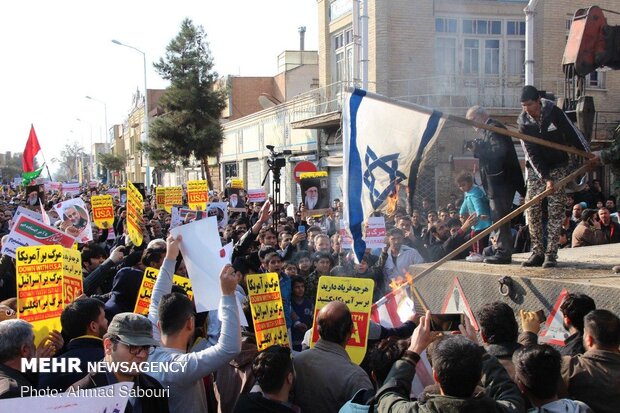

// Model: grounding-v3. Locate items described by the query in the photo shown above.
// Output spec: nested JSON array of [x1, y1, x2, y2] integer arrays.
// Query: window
[[332, 27, 354, 83], [435, 37, 456, 75], [464, 39, 479, 74], [335, 51, 345, 82], [224, 162, 238, 180], [463, 19, 501, 35], [485, 39, 500, 74], [587, 71, 605, 89], [507, 40, 525, 75], [507, 21, 526, 35], [435, 18, 457, 33]]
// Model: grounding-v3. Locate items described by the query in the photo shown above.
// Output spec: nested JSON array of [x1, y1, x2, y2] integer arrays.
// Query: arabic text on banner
[[164, 186, 183, 213], [91, 195, 114, 229], [16, 245, 65, 344], [62, 248, 83, 304], [155, 187, 166, 209], [134, 267, 194, 315], [247, 272, 289, 351], [187, 180, 209, 211], [311, 276, 374, 364], [126, 180, 144, 247], [1, 215, 76, 259]]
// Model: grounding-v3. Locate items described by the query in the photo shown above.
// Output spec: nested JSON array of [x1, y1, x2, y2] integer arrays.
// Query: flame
[[389, 272, 414, 292], [385, 183, 400, 216]]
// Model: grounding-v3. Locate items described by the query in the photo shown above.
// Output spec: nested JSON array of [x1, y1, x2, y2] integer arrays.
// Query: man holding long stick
[[518, 86, 589, 268], [465, 106, 525, 265]]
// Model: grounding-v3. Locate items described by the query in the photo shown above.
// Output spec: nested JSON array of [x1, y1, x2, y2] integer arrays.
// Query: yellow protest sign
[[62, 248, 83, 305], [187, 180, 208, 211], [91, 195, 114, 229], [231, 178, 244, 189], [247, 272, 289, 351], [311, 276, 374, 364], [16, 245, 64, 345], [126, 180, 144, 247], [299, 171, 328, 179], [164, 186, 183, 213], [134, 267, 194, 315], [155, 187, 166, 209]]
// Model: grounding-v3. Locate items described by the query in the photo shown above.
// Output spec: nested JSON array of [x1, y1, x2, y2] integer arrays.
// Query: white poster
[[62, 182, 81, 196], [363, 216, 387, 249], [339, 219, 353, 250], [53, 198, 94, 243], [170, 217, 233, 312]]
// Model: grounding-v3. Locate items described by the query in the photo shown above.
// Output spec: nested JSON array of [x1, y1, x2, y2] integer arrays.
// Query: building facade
[[294, 0, 620, 207], [219, 49, 320, 202]]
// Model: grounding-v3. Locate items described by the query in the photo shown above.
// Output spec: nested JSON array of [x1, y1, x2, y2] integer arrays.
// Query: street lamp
[[112, 39, 150, 191], [85, 95, 109, 183], [76, 118, 93, 182]]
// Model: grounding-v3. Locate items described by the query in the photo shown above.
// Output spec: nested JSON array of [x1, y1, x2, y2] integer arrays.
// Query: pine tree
[[143, 18, 227, 188]]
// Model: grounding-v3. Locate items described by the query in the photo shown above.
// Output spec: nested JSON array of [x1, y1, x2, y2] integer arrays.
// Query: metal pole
[[111, 40, 150, 192], [142, 51, 150, 193], [524, 0, 540, 86]]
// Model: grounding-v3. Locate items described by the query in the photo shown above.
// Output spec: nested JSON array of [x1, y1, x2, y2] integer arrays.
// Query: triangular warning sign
[[539, 288, 570, 346], [441, 277, 479, 331]]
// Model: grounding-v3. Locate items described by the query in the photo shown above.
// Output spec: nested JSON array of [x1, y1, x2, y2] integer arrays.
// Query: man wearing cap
[[69, 312, 170, 413], [518, 85, 589, 268]]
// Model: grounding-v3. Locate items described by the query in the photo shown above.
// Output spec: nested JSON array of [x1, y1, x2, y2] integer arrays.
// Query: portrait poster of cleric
[[300, 171, 330, 218], [226, 187, 246, 212], [53, 198, 93, 243], [25, 184, 46, 207]]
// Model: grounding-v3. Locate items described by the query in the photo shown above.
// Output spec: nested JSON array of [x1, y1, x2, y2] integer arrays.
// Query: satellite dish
[[258, 93, 281, 109]]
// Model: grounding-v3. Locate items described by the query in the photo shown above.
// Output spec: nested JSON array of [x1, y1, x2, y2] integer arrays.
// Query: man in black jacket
[[38, 298, 108, 391], [466, 106, 525, 264], [518, 85, 589, 268]]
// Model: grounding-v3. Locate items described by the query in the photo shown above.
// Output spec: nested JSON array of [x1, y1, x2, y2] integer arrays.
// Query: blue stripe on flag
[[408, 110, 443, 204], [347, 89, 367, 262]]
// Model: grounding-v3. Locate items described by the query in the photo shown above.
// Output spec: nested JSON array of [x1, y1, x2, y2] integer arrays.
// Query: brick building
[[292, 0, 620, 208]]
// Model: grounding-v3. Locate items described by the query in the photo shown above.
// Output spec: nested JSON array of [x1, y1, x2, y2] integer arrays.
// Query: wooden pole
[[409, 163, 591, 284], [385, 164, 590, 307], [445, 114, 590, 158], [353, 89, 590, 158]]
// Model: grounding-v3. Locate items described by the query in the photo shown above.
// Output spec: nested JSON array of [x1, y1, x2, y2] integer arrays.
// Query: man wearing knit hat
[[518, 85, 589, 268]]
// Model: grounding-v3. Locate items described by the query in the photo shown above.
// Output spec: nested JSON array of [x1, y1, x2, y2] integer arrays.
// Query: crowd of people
[[0, 84, 618, 412]]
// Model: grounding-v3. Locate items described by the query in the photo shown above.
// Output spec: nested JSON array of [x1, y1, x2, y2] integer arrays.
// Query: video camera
[[266, 145, 292, 170]]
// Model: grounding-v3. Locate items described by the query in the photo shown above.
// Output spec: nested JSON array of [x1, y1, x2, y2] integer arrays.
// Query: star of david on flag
[[363, 147, 407, 210], [343, 89, 445, 262]]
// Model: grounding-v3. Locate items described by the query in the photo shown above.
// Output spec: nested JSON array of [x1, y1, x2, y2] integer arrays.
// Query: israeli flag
[[343, 89, 445, 262]]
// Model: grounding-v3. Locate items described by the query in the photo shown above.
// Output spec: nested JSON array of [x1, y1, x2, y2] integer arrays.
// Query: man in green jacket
[[376, 311, 524, 412]]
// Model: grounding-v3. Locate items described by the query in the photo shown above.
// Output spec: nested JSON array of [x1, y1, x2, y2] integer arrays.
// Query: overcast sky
[[0, 0, 318, 172]]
